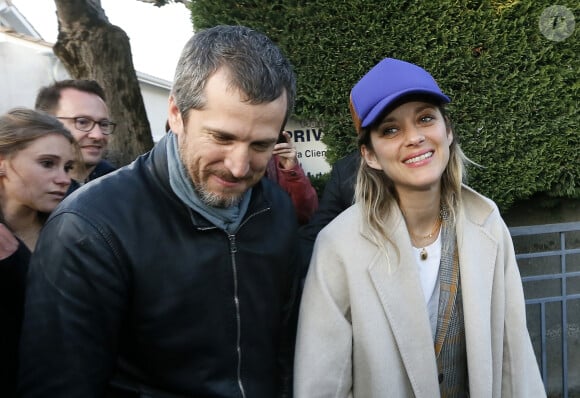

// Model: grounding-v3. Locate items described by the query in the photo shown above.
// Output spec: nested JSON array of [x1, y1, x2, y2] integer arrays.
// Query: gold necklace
[[410, 216, 442, 261]]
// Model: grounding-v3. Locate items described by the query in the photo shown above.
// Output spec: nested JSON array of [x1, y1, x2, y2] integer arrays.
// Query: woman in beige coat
[[294, 58, 545, 398]]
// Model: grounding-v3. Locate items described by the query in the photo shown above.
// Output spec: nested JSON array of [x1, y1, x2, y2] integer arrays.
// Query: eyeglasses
[[57, 116, 116, 135]]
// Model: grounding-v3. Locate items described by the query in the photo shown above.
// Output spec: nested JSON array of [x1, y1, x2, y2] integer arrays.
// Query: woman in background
[[265, 131, 318, 225], [294, 58, 545, 397], [0, 108, 77, 397]]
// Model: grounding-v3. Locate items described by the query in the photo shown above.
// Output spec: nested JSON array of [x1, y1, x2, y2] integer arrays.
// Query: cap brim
[[361, 89, 451, 128]]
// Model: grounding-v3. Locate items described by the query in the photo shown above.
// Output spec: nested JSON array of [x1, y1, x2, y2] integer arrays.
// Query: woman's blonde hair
[[354, 102, 468, 251]]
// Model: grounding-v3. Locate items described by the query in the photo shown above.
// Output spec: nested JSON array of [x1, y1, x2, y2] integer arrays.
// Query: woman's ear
[[444, 115, 454, 146], [0, 156, 7, 176], [167, 96, 184, 135], [361, 145, 382, 170]]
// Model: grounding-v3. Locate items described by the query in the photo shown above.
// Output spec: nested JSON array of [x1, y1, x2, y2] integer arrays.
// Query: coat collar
[[365, 207, 441, 396], [455, 188, 498, 395]]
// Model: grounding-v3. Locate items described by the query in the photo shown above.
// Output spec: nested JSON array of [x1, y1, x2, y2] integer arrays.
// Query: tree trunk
[[53, 0, 154, 166]]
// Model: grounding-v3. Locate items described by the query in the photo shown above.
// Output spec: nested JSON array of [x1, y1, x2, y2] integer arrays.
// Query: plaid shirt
[[435, 219, 469, 398]]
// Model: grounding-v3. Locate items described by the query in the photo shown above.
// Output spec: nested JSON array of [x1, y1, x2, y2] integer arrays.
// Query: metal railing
[[510, 222, 580, 398]]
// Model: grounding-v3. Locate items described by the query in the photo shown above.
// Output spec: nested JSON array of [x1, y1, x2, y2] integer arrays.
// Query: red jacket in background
[[266, 156, 318, 225]]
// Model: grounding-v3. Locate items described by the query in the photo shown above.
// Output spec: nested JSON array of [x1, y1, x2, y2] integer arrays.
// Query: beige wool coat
[[294, 186, 546, 398]]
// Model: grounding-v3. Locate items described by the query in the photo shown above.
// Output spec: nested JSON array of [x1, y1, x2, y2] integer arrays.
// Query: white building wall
[[0, 28, 171, 147], [139, 80, 171, 142], [0, 35, 64, 112]]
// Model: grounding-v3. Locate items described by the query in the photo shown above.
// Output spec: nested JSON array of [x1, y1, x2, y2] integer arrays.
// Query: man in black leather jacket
[[19, 25, 299, 398]]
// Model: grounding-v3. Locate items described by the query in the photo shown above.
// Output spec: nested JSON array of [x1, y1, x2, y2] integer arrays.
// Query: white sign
[[283, 120, 330, 176]]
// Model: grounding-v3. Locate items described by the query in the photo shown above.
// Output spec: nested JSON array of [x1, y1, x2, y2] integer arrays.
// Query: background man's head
[[35, 80, 113, 172]]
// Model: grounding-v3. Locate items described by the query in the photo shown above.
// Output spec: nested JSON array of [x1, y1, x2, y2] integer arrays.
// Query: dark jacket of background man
[[298, 151, 359, 277]]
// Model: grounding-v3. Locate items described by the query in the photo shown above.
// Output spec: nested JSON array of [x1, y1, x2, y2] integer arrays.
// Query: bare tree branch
[[137, 0, 191, 7]]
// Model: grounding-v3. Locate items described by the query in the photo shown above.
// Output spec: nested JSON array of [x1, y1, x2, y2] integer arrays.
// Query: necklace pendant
[[420, 247, 428, 261]]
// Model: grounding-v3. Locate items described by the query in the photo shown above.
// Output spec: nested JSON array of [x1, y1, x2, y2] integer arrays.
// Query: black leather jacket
[[19, 135, 300, 398]]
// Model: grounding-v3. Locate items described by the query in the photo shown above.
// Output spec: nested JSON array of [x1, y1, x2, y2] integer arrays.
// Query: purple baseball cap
[[349, 58, 450, 133]]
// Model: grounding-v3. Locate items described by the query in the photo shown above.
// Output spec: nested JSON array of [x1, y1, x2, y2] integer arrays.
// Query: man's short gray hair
[[171, 25, 296, 127]]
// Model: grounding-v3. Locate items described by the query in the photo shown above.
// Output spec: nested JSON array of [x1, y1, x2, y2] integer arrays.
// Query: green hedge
[[187, 0, 578, 211]]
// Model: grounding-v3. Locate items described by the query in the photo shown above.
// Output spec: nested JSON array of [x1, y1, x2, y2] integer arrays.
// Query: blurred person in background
[[266, 131, 318, 225], [298, 150, 358, 277]]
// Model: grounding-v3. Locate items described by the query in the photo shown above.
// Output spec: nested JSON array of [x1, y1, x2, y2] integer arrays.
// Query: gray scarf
[[166, 132, 251, 234]]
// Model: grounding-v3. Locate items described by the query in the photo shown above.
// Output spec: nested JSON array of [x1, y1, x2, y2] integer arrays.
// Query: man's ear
[[361, 145, 382, 170], [167, 96, 184, 135]]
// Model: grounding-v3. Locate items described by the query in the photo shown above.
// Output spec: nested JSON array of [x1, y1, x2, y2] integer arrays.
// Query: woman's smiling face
[[362, 100, 453, 196]]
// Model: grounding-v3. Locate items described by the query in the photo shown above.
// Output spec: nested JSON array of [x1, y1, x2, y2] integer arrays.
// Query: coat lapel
[[457, 213, 496, 396], [366, 213, 441, 397]]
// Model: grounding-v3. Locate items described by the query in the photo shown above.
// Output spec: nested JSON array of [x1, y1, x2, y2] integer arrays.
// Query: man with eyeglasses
[[35, 79, 116, 192]]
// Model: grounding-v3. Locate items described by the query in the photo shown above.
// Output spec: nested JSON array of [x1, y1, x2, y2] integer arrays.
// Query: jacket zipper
[[228, 234, 246, 398], [196, 207, 270, 398]]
